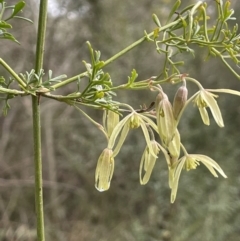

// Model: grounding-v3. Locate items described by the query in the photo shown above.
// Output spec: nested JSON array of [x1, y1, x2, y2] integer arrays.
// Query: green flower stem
[[0, 58, 26, 88], [51, 16, 187, 90], [185, 77, 204, 89], [74, 105, 109, 140], [32, 0, 48, 240]]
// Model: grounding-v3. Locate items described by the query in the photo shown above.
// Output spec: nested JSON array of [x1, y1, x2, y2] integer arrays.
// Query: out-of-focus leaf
[[166, 0, 181, 23], [5, 1, 26, 21], [0, 32, 19, 43], [13, 16, 33, 23], [152, 14, 161, 27], [0, 21, 12, 28]]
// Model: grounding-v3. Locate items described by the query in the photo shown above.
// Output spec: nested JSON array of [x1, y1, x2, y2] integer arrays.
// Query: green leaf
[[50, 74, 67, 82], [5, 1, 25, 21], [0, 32, 19, 44], [13, 16, 33, 23], [128, 69, 138, 85], [166, 0, 181, 23], [95, 61, 105, 69], [152, 14, 161, 27], [0, 21, 12, 28], [86, 41, 95, 65]]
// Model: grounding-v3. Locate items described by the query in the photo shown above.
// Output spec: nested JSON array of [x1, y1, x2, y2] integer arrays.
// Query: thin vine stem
[[51, 15, 187, 90], [32, 0, 48, 240]]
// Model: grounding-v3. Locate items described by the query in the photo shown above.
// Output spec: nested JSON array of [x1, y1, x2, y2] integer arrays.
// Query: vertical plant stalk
[[32, 0, 48, 240], [32, 96, 45, 241]]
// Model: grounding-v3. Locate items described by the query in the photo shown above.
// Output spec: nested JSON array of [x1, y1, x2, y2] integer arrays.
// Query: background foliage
[[0, 0, 240, 240]]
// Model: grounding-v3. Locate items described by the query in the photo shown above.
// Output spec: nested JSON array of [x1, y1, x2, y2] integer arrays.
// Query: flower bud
[[173, 84, 188, 119], [156, 91, 175, 145]]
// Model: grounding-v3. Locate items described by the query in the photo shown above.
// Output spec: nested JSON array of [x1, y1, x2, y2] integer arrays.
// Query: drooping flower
[[95, 109, 161, 192], [170, 153, 227, 203], [193, 89, 224, 127], [139, 140, 161, 185], [107, 111, 159, 158], [95, 148, 114, 192]]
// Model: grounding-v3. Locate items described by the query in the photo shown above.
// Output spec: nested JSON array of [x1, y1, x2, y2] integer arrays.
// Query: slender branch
[[32, 0, 48, 240], [51, 16, 186, 90], [0, 86, 25, 95], [51, 72, 87, 90], [0, 58, 26, 88]]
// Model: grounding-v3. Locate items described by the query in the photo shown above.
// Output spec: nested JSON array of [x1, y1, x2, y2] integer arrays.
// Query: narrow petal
[[171, 156, 186, 203], [139, 147, 157, 185], [106, 110, 120, 137], [139, 147, 147, 184], [140, 141, 160, 185], [168, 129, 181, 158], [112, 123, 130, 157], [201, 91, 224, 127], [108, 113, 133, 149], [207, 89, 240, 96], [191, 154, 227, 178], [141, 115, 159, 133], [199, 107, 210, 125], [142, 155, 156, 184], [140, 119, 158, 158]]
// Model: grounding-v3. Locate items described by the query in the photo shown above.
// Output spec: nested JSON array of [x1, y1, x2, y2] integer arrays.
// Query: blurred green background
[[0, 0, 240, 240]]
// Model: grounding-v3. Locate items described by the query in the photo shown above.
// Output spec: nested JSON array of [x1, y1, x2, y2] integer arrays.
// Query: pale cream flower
[[139, 140, 161, 185], [95, 148, 114, 192], [95, 110, 161, 192], [193, 89, 224, 127], [107, 111, 159, 158], [170, 153, 227, 203]]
